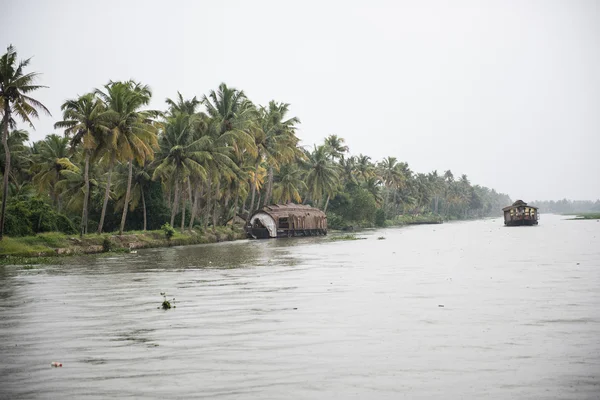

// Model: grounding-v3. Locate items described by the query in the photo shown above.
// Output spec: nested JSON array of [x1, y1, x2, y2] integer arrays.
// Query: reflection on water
[[1, 215, 599, 399]]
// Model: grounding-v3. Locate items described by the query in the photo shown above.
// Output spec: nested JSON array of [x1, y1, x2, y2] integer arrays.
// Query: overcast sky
[[3, 0, 599, 200]]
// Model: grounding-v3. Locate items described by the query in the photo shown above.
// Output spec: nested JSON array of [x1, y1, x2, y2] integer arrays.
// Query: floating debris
[[50, 362, 62, 367]]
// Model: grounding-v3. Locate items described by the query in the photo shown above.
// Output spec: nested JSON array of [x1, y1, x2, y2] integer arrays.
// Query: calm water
[[1, 214, 599, 399]]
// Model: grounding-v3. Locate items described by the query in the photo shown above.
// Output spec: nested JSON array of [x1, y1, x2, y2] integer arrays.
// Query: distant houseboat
[[247, 203, 327, 238], [502, 200, 539, 226]]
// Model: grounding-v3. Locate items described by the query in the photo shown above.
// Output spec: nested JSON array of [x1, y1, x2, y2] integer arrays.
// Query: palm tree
[[324, 134, 349, 160], [54, 93, 109, 235], [0, 45, 50, 240], [272, 163, 306, 204], [0, 127, 31, 199], [252, 101, 301, 208], [303, 145, 339, 211], [355, 154, 375, 183], [166, 92, 201, 116], [114, 160, 153, 231], [203, 83, 255, 226], [95, 80, 157, 235], [55, 161, 100, 215], [30, 134, 76, 210], [153, 113, 209, 230]]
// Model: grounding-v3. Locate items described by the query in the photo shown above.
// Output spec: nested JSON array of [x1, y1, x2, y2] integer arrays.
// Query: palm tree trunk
[[141, 184, 147, 231], [212, 178, 220, 228], [263, 166, 274, 206], [323, 194, 331, 212], [189, 184, 199, 230], [170, 180, 180, 227], [119, 159, 133, 235], [81, 151, 90, 237], [223, 187, 231, 222], [0, 107, 11, 241], [180, 182, 186, 232], [232, 185, 240, 230], [98, 155, 115, 234], [204, 172, 212, 229]]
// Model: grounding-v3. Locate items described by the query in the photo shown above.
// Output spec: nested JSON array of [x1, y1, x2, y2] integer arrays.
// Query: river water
[[1, 214, 599, 399]]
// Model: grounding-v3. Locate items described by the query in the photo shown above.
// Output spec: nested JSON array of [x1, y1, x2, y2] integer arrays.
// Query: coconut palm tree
[[54, 93, 109, 235], [153, 113, 209, 230], [355, 154, 375, 183], [113, 160, 153, 231], [0, 45, 50, 240], [202, 83, 255, 226], [272, 163, 306, 204], [165, 91, 201, 116], [30, 134, 77, 210], [95, 80, 158, 235], [303, 145, 339, 210], [0, 127, 31, 199], [324, 134, 349, 160], [252, 101, 301, 208]]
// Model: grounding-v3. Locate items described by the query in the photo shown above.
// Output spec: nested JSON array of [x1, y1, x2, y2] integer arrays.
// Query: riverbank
[[564, 213, 600, 220], [387, 214, 444, 226], [0, 227, 246, 265]]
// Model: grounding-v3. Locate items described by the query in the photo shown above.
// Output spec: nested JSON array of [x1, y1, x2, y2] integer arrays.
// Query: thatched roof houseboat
[[246, 204, 327, 239]]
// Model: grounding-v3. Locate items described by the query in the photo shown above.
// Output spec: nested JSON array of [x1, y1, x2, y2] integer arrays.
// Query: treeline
[[530, 199, 600, 214], [1, 45, 511, 239]]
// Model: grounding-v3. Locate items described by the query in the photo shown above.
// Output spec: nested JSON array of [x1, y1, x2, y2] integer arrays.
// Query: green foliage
[[326, 212, 345, 230], [4, 198, 76, 237], [329, 234, 366, 241], [161, 223, 175, 240], [102, 237, 113, 252]]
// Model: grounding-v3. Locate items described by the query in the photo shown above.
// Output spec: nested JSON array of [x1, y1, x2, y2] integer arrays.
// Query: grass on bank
[[0, 226, 246, 261], [564, 213, 600, 220], [386, 214, 444, 226]]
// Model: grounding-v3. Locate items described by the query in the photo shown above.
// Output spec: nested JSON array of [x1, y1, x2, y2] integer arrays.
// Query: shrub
[[161, 223, 175, 240]]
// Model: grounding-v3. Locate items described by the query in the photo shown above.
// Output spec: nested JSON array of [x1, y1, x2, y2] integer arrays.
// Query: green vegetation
[[1, 44, 511, 257], [329, 234, 366, 242], [566, 213, 600, 220], [160, 292, 176, 310], [0, 227, 245, 261]]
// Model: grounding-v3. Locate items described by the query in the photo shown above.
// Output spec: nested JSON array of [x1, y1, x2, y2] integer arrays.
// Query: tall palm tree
[[153, 113, 209, 229], [114, 160, 153, 231], [0, 127, 31, 199], [30, 134, 76, 210], [0, 45, 50, 240], [166, 92, 201, 116], [324, 134, 349, 160], [355, 154, 375, 183], [95, 80, 157, 235], [203, 83, 255, 226], [272, 163, 306, 204], [252, 101, 301, 207], [54, 93, 109, 235], [303, 145, 339, 211]]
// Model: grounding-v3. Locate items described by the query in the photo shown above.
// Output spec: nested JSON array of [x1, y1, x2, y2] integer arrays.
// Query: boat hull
[[505, 219, 538, 226]]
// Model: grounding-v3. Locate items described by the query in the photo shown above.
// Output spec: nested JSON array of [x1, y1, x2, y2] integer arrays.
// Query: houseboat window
[[279, 217, 289, 229]]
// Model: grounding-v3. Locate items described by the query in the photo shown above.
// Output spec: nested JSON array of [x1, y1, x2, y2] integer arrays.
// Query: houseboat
[[502, 200, 539, 226], [246, 203, 327, 238]]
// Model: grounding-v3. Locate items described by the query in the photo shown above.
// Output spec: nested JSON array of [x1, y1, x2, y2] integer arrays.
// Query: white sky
[[3, 0, 600, 200]]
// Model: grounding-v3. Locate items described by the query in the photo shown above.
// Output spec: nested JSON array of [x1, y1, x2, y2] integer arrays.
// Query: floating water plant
[[159, 292, 176, 310], [329, 234, 366, 242]]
